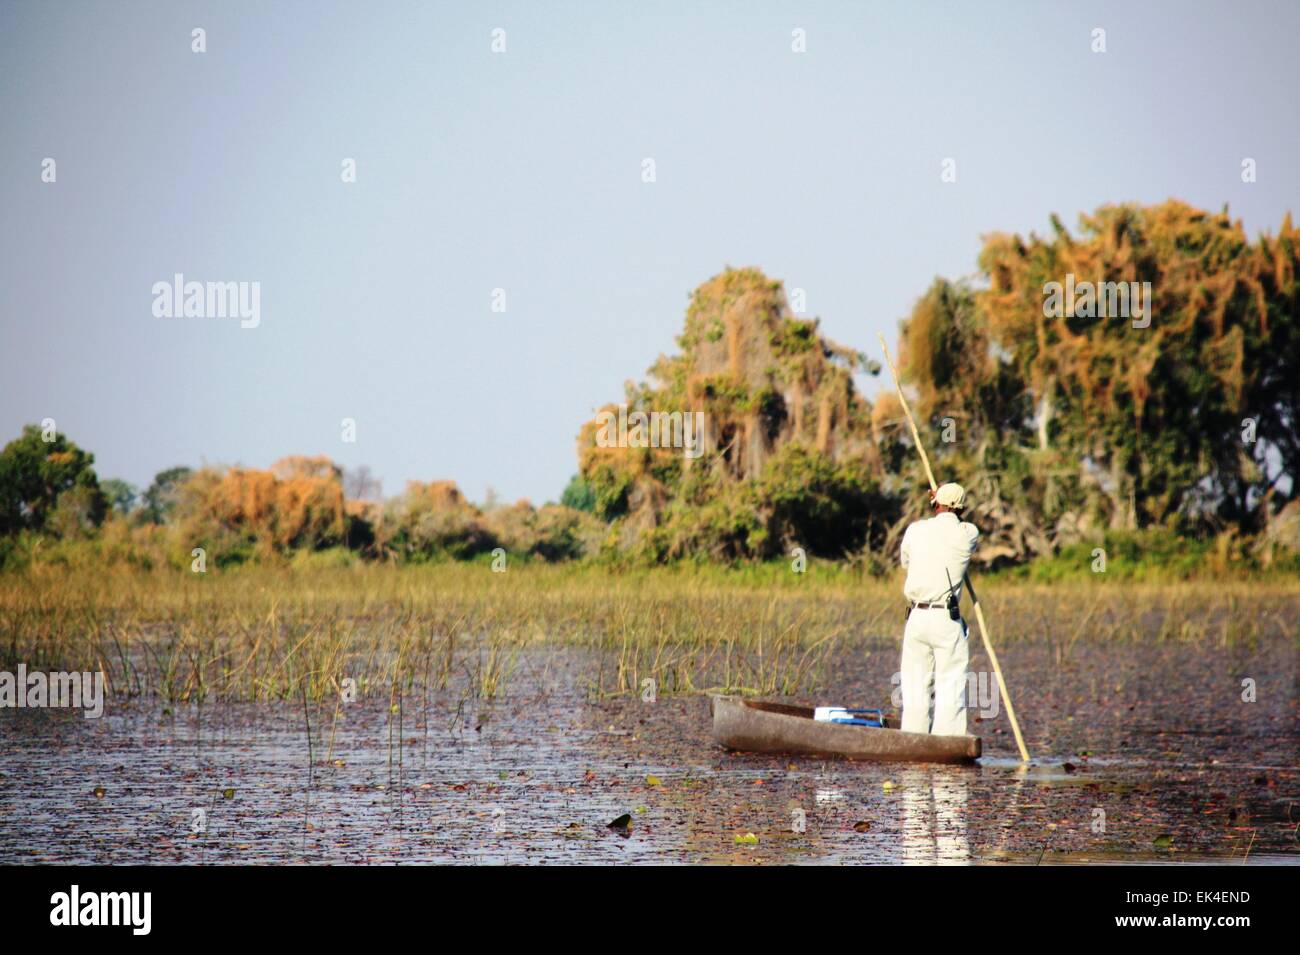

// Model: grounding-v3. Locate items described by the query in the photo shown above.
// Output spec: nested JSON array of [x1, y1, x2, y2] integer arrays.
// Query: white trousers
[[900, 607, 969, 736]]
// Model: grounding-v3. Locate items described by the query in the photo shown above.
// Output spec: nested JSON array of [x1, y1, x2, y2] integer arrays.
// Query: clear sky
[[3, 0, 1297, 504]]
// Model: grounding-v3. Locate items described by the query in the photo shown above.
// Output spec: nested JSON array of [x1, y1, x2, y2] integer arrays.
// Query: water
[[1, 641, 1295, 864]]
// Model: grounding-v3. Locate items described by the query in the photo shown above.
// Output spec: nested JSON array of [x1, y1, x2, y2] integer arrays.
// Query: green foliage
[[560, 473, 597, 512], [290, 547, 360, 571], [769, 317, 820, 356], [640, 444, 895, 563], [0, 424, 107, 537], [142, 466, 193, 524], [1014, 533, 1192, 581], [583, 461, 635, 520], [694, 374, 750, 408], [0, 533, 29, 572], [642, 485, 769, 563], [100, 478, 138, 515], [753, 444, 896, 557]]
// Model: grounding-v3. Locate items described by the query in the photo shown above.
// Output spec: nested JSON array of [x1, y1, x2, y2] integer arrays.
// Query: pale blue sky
[[2, 0, 1297, 503]]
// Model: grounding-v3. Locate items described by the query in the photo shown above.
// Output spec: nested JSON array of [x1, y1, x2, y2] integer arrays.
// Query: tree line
[[4, 199, 1297, 573]]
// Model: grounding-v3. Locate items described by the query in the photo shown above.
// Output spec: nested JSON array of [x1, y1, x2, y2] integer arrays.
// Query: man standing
[[899, 482, 979, 736]]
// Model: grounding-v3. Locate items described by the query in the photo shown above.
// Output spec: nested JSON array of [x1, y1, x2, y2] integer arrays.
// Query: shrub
[[378, 481, 497, 561], [485, 500, 604, 561], [176, 458, 347, 559]]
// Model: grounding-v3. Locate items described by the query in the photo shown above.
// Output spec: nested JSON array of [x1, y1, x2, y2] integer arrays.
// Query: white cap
[[934, 482, 967, 508]]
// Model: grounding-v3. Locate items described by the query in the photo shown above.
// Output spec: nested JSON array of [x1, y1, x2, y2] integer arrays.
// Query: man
[[898, 482, 979, 736]]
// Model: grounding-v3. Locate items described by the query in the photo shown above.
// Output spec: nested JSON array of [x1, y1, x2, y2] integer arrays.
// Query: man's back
[[900, 512, 979, 604]]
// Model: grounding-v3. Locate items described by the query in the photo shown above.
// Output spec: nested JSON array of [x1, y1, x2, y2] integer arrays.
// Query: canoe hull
[[710, 696, 980, 764]]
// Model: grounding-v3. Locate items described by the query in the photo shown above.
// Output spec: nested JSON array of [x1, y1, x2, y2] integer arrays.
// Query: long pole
[[878, 335, 1031, 762]]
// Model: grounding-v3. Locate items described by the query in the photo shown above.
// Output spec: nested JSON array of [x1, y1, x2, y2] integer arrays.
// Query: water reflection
[[898, 767, 971, 864]]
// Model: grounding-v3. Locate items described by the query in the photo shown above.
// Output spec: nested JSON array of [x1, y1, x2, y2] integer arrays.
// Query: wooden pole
[[878, 334, 1031, 762]]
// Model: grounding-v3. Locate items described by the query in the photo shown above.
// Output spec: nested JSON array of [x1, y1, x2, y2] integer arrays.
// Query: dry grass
[[1, 562, 1295, 704]]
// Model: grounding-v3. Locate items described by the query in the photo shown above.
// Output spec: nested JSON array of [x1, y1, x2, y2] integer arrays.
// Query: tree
[[575, 267, 894, 559], [142, 466, 193, 524], [0, 424, 108, 535], [893, 200, 1300, 555], [100, 478, 139, 516]]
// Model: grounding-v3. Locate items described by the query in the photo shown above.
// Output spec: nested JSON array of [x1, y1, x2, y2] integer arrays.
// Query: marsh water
[[1, 639, 1295, 864]]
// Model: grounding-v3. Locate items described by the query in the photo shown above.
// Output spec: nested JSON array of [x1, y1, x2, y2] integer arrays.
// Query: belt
[[909, 600, 951, 610]]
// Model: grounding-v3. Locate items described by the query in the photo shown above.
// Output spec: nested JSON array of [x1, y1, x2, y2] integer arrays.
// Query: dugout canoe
[[710, 695, 981, 764]]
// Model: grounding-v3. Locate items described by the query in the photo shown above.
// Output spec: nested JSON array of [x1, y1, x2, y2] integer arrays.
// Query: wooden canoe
[[710, 695, 981, 764]]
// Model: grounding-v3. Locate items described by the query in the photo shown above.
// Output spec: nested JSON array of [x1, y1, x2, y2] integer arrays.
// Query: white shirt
[[899, 511, 979, 604]]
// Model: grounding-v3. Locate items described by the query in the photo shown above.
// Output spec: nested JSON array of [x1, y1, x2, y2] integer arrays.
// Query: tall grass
[[1, 561, 1295, 705]]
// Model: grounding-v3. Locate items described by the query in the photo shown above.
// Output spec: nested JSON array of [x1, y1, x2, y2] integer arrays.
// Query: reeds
[[1, 561, 1295, 705]]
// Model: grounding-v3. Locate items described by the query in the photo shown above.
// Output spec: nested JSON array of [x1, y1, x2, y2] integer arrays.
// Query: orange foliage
[[180, 461, 346, 552], [401, 480, 469, 512]]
